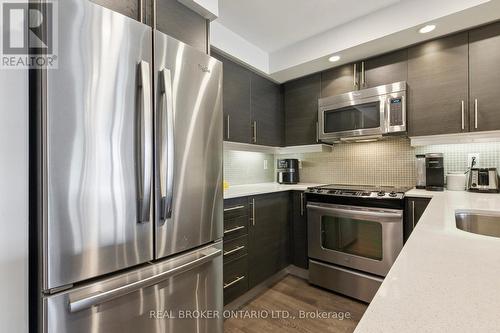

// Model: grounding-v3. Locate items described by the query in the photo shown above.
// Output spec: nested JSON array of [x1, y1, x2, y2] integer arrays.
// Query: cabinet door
[[321, 63, 358, 97], [248, 193, 289, 288], [291, 192, 308, 269], [212, 52, 252, 144], [284, 74, 321, 146], [363, 49, 408, 88], [407, 33, 469, 136], [404, 197, 431, 242], [469, 22, 500, 132], [251, 73, 284, 147], [156, 0, 207, 53]]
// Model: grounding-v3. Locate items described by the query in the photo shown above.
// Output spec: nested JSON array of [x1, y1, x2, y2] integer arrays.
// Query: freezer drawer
[[43, 243, 223, 333]]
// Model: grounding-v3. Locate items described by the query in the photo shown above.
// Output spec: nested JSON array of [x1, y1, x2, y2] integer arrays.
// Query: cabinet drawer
[[224, 197, 249, 220], [223, 255, 248, 305], [223, 235, 248, 263], [223, 215, 248, 240]]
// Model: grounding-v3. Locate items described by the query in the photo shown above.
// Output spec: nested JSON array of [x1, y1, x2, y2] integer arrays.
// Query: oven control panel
[[305, 188, 405, 200]]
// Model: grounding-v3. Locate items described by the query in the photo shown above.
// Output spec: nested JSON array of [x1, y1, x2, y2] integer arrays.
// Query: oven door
[[318, 95, 386, 141], [307, 203, 403, 277]]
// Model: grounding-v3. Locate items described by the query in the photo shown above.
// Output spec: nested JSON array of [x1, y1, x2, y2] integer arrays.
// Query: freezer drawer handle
[[223, 245, 245, 256], [223, 276, 245, 289], [223, 205, 245, 212], [159, 68, 175, 222], [68, 248, 222, 313], [137, 60, 153, 223], [223, 225, 245, 234]]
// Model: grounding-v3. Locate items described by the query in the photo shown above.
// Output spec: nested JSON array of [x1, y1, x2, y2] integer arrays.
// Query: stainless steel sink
[[455, 210, 500, 238]]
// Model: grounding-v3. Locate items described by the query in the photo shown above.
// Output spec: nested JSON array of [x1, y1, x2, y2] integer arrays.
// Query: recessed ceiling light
[[419, 25, 436, 34], [328, 55, 340, 62]]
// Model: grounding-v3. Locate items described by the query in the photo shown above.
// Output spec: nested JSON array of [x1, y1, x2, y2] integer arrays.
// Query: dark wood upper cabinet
[[212, 52, 252, 144], [407, 33, 469, 136], [469, 22, 500, 132], [321, 63, 358, 97], [251, 73, 284, 147], [363, 49, 408, 88], [284, 74, 321, 146], [156, 0, 207, 53]]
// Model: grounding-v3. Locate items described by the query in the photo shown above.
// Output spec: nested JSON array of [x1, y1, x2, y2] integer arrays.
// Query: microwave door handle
[[137, 61, 152, 223], [159, 68, 175, 222]]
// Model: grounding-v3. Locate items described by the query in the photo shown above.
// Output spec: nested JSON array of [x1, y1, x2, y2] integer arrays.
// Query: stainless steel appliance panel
[[44, 0, 154, 290], [309, 260, 382, 303], [43, 243, 223, 333], [308, 203, 403, 276], [154, 31, 223, 259]]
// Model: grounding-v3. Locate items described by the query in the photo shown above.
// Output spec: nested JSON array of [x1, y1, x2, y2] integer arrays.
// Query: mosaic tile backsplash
[[224, 138, 500, 187]]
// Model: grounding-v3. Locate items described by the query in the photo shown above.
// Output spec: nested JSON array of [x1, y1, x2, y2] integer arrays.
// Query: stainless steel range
[[305, 184, 409, 302]]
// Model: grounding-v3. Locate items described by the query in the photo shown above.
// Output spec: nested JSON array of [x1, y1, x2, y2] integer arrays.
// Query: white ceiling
[[211, 0, 500, 83], [216, 0, 402, 53]]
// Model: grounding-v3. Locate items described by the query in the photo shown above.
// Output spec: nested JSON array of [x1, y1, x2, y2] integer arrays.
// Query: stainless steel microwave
[[318, 81, 406, 142]]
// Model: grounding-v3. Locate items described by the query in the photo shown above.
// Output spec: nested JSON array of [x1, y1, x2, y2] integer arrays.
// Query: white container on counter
[[446, 172, 467, 191]]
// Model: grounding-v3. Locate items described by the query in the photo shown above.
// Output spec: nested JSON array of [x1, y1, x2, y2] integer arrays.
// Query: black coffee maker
[[277, 159, 299, 184], [425, 153, 444, 191]]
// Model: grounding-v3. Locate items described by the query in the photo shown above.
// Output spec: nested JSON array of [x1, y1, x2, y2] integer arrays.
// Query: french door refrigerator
[[33, 1, 223, 332]]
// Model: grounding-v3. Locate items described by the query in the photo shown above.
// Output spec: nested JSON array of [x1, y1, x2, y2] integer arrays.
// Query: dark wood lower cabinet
[[404, 197, 431, 242], [248, 192, 290, 289], [291, 191, 308, 269]]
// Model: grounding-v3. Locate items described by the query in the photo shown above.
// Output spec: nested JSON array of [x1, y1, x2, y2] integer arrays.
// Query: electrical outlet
[[263, 159, 268, 170], [467, 153, 480, 168]]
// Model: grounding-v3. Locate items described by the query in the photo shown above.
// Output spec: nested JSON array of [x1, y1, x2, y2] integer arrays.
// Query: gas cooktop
[[305, 184, 411, 200]]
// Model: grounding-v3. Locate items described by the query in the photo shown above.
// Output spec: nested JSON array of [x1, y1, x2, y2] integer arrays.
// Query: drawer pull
[[224, 276, 245, 289], [224, 245, 245, 256], [223, 225, 245, 234], [224, 205, 245, 212]]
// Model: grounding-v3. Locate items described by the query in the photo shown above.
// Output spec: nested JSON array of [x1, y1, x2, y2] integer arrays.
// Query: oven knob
[[389, 192, 397, 197], [377, 191, 386, 197]]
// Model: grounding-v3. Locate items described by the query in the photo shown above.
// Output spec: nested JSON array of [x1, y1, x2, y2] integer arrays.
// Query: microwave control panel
[[389, 97, 404, 126]]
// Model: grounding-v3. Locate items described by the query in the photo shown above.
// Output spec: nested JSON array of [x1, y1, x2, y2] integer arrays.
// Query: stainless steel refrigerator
[[33, 1, 223, 332]]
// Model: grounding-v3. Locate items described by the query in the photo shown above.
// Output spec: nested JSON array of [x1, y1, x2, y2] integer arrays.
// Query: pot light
[[328, 55, 340, 62], [419, 25, 436, 34]]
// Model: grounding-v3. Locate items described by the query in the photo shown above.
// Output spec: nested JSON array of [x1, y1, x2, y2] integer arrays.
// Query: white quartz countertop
[[355, 189, 500, 333], [223, 182, 324, 199]]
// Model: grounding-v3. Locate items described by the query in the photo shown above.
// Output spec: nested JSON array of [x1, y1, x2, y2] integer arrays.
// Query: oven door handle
[[307, 203, 403, 221]]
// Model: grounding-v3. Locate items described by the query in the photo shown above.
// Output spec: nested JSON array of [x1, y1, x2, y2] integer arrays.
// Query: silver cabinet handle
[[252, 121, 257, 143], [361, 61, 366, 87], [411, 201, 416, 229], [224, 205, 245, 212], [224, 276, 245, 289], [137, 61, 152, 223], [300, 192, 304, 216], [69, 248, 222, 313], [474, 99, 478, 129], [316, 121, 319, 143], [461, 100, 465, 130], [250, 198, 256, 226], [224, 245, 245, 256], [159, 68, 175, 222], [223, 225, 245, 234], [139, 0, 143, 22], [353, 63, 358, 89], [226, 114, 230, 140]]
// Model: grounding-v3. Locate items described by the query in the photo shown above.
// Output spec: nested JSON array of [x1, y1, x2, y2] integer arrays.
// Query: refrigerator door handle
[[68, 248, 222, 313], [159, 68, 175, 222], [137, 60, 153, 223]]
